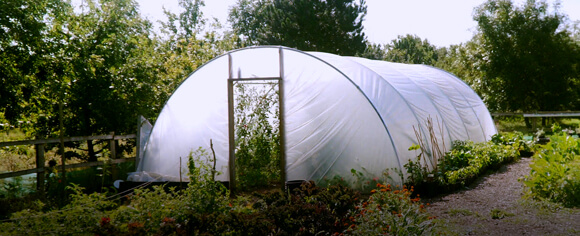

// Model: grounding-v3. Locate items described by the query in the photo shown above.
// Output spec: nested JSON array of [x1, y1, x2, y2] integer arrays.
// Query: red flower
[[100, 217, 111, 227]]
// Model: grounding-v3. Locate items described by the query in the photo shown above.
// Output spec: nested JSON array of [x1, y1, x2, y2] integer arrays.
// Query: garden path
[[425, 157, 580, 235]]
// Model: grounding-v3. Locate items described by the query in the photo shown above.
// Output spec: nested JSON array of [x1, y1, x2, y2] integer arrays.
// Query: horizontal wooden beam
[[524, 113, 580, 118], [0, 168, 44, 179], [492, 111, 580, 117], [0, 157, 135, 180], [491, 112, 523, 117], [0, 134, 136, 147]]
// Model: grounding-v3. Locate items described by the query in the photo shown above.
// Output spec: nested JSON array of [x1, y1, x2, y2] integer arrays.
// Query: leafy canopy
[[229, 0, 368, 56], [473, 0, 580, 112]]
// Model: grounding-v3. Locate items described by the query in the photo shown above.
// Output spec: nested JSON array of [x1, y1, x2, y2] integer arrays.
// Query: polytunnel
[[129, 46, 497, 186]]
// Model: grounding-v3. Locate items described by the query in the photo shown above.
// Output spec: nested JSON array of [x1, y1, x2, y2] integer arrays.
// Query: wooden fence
[[0, 133, 136, 192]]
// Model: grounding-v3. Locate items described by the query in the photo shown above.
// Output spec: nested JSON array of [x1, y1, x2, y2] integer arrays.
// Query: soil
[[424, 157, 580, 236]]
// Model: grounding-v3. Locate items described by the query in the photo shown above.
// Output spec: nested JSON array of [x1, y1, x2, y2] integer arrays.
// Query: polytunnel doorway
[[226, 49, 287, 193]]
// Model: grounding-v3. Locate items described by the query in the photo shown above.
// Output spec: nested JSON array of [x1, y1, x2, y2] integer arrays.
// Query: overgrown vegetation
[[0, 148, 439, 235], [234, 82, 281, 191], [350, 184, 437, 235], [524, 125, 580, 207], [405, 132, 532, 195]]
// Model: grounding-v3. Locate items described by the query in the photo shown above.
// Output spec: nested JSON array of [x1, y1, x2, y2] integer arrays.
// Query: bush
[[405, 133, 526, 194], [524, 131, 580, 207], [349, 184, 437, 235]]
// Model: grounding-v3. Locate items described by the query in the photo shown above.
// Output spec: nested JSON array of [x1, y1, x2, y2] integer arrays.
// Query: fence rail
[[0, 133, 136, 192], [491, 111, 580, 130], [0, 157, 135, 180], [0, 134, 135, 147], [491, 111, 580, 117]]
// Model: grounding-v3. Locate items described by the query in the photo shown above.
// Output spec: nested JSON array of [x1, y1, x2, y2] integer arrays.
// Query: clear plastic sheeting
[[135, 46, 497, 185]]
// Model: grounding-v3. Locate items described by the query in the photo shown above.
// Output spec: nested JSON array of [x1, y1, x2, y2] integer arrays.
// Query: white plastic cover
[[135, 46, 497, 184]]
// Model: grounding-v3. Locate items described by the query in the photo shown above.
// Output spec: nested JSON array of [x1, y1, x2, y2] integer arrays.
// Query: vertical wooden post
[[227, 53, 236, 195], [136, 116, 142, 169], [35, 143, 45, 193], [59, 102, 66, 189], [109, 132, 116, 160], [109, 132, 118, 181], [278, 47, 287, 190]]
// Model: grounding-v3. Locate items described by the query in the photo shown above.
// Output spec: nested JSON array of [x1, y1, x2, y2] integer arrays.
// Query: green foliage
[[384, 34, 439, 65], [435, 39, 487, 103], [0, 184, 117, 235], [438, 134, 520, 186], [490, 208, 514, 219], [473, 0, 580, 112], [0, 168, 441, 235], [405, 133, 526, 193], [2, 0, 240, 161], [357, 42, 387, 60], [229, 0, 368, 56], [0, 0, 68, 122], [524, 131, 580, 207], [234, 82, 281, 190], [350, 184, 437, 235]]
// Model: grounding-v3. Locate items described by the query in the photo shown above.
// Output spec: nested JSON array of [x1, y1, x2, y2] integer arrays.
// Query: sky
[[135, 0, 580, 47]]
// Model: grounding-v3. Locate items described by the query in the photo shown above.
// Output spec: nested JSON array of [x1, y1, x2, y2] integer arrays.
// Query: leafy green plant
[[405, 132, 524, 194], [490, 208, 514, 219], [234, 82, 280, 190], [349, 184, 437, 235], [524, 131, 580, 207]]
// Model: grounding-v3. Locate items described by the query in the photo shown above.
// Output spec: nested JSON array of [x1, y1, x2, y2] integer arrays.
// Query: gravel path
[[425, 157, 580, 235]]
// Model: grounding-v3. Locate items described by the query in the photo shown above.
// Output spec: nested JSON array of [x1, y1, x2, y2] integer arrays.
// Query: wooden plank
[[0, 168, 44, 179], [35, 143, 45, 192], [227, 53, 236, 195], [531, 111, 580, 114], [60, 157, 135, 169], [491, 112, 523, 117], [114, 134, 136, 140], [0, 157, 135, 180], [524, 113, 580, 118], [0, 134, 136, 147], [278, 47, 287, 188]]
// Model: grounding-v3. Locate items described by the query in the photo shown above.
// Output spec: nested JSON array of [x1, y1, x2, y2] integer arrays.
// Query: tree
[[435, 38, 487, 103], [12, 0, 169, 161], [384, 34, 438, 65], [474, 0, 580, 112], [229, 0, 368, 56], [0, 0, 67, 123], [159, 0, 242, 94], [357, 42, 386, 60]]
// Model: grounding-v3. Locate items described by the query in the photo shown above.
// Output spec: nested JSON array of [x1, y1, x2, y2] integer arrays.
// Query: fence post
[[109, 132, 118, 181], [35, 143, 45, 193]]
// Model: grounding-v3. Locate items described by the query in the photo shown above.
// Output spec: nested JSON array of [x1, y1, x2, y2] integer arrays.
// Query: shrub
[[349, 184, 437, 235], [405, 133, 525, 194], [524, 131, 580, 207]]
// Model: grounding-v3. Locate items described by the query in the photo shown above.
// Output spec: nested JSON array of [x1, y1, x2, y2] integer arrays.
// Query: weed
[[448, 208, 478, 217], [490, 208, 514, 219], [524, 129, 580, 207]]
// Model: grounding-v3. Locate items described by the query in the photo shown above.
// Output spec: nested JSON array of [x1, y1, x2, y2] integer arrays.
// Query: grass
[[490, 208, 515, 219], [447, 208, 481, 217], [495, 116, 580, 134]]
